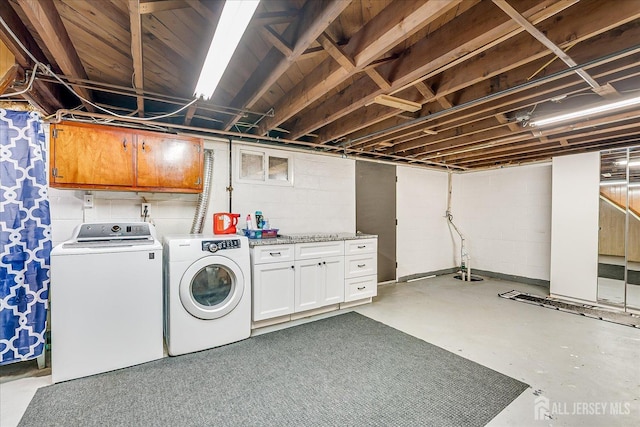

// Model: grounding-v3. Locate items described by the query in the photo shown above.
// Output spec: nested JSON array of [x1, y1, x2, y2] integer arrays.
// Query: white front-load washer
[[163, 234, 251, 356]]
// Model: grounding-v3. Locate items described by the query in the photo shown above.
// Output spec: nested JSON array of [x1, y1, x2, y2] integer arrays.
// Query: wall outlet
[[83, 194, 93, 208], [141, 203, 151, 217]]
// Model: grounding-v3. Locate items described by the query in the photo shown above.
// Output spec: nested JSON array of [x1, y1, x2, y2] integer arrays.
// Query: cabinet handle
[[269, 252, 281, 256], [323, 261, 326, 265], [142, 141, 146, 151], [357, 264, 366, 268], [318, 262, 322, 266], [357, 245, 366, 249], [291, 265, 294, 269], [357, 286, 366, 290], [122, 138, 127, 151]]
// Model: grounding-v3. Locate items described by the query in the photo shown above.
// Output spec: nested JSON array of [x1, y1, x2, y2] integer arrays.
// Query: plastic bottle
[[255, 211, 263, 229], [262, 218, 270, 230], [245, 214, 252, 231]]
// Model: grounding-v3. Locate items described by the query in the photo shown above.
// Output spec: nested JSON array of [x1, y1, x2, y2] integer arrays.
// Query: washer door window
[[179, 256, 245, 320]]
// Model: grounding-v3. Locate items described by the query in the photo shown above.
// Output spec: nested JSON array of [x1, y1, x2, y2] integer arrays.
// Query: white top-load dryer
[[163, 235, 251, 356], [50, 222, 163, 383]]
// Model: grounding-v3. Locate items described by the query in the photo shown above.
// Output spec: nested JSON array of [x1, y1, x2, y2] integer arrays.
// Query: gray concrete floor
[[355, 275, 640, 426], [1, 274, 639, 426]]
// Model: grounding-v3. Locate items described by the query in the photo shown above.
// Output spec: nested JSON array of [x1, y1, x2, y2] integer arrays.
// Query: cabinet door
[[294, 259, 323, 312], [323, 256, 345, 305], [136, 133, 203, 192], [253, 261, 295, 321], [50, 123, 134, 187]]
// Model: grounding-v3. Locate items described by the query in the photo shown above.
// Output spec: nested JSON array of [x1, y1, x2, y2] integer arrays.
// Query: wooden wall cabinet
[[50, 121, 203, 193]]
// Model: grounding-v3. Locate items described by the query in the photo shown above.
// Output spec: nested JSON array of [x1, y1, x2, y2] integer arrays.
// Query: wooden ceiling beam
[[292, 0, 573, 141], [17, 0, 94, 111], [139, 1, 188, 15], [128, 0, 144, 117], [492, 0, 617, 98], [317, 32, 355, 71], [365, 59, 640, 156], [452, 126, 640, 167], [249, 10, 299, 28], [425, 110, 640, 162], [415, 82, 452, 109], [186, 0, 222, 26], [435, 0, 640, 100], [0, 1, 63, 112], [348, 15, 640, 151], [222, 0, 351, 131], [260, 26, 293, 57], [257, 0, 462, 136], [0, 63, 19, 94]]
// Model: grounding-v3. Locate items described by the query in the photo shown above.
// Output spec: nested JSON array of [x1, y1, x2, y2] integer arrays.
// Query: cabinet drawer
[[345, 254, 377, 278], [345, 275, 377, 302], [252, 244, 294, 265], [345, 238, 377, 255], [295, 241, 344, 260]]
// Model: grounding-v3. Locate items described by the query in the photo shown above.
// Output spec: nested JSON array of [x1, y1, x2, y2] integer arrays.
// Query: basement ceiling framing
[[1, 0, 639, 171]]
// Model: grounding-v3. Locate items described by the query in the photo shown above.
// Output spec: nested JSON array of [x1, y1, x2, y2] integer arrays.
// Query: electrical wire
[[0, 16, 197, 121], [0, 64, 37, 98]]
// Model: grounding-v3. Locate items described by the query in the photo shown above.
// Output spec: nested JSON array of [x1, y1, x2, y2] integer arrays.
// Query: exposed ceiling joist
[[289, 0, 575, 141], [257, 0, 463, 136], [17, 0, 94, 111], [222, 0, 351, 131], [128, 0, 144, 117]]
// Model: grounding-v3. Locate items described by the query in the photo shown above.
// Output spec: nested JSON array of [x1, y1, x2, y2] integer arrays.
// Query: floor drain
[[453, 274, 484, 282]]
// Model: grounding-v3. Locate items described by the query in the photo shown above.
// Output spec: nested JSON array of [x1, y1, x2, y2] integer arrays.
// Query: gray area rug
[[20, 312, 527, 427], [499, 290, 640, 328]]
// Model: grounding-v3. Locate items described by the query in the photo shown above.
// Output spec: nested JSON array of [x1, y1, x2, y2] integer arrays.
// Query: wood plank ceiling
[[1, 0, 640, 171]]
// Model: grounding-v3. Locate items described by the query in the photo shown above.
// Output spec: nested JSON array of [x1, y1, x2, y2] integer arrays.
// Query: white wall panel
[[452, 163, 552, 280], [48, 139, 355, 246], [396, 166, 453, 278], [550, 152, 599, 301]]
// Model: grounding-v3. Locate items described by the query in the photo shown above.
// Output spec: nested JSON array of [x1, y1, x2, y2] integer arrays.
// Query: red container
[[213, 213, 240, 234]]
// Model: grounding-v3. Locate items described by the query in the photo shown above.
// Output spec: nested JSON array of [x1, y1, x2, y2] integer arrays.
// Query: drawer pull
[[269, 252, 281, 256], [357, 286, 366, 290], [357, 245, 366, 249], [357, 264, 366, 268]]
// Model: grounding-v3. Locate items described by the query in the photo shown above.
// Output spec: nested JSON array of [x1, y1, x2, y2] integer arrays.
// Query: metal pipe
[[190, 149, 214, 234], [345, 44, 640, 147], [228, 139, 233, 212]]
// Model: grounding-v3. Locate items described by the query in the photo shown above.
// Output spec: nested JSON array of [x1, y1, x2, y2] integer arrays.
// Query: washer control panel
[[202, 239, 241, 253]]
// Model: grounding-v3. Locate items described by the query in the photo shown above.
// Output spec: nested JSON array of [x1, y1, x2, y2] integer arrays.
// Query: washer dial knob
[[207, 243, 219, 253]]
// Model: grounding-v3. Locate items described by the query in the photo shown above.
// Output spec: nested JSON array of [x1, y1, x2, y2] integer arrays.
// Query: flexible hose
[[190, 149, 214, 234]]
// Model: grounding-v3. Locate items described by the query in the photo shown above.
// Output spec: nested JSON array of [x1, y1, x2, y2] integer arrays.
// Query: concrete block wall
[[451, 163, 552, 281], [396, 165, 455, 278], [48, 138, 355, 246]]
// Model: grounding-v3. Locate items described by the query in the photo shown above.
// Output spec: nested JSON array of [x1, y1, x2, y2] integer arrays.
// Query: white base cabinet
[[294, 255, 345, 312], [253, 261, 295, 321], [250, 237, 377, 325]]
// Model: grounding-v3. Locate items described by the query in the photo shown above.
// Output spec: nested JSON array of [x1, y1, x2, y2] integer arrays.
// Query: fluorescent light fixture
[[370, 94, 422, 112], [530, 94, 640, 127], [615, 159, 640, 167], [193, 0, 260, 99]]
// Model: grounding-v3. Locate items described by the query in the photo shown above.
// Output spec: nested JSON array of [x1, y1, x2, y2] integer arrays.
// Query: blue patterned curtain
[[0, 110, 51, 365]]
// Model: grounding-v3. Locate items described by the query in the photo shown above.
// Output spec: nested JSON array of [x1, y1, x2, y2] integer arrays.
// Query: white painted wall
[[450, 163, 552, 281], [49, 138, 355, 246], [396, 165, 454, 278], [550, 152, 599, 301]]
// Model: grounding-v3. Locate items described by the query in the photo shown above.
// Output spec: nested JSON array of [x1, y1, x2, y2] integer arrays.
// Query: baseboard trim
[[466, 269, 550, 288], [397, 268, 457, 283], [397, 268, 549, 288]]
